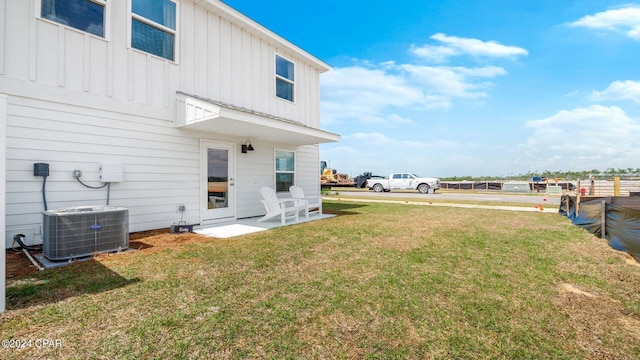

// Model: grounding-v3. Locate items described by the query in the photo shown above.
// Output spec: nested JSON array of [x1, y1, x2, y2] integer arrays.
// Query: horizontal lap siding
[[296, 145, 321, 195], [4, 97, 201, 246]]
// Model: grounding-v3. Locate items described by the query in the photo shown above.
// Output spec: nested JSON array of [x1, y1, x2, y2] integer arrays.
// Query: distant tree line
[[441, 168, 640, 182]]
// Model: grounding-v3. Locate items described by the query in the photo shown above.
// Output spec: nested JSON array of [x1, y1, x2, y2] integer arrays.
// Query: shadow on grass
[[323, 201, 369, 215], [5, 259, 140, 310]]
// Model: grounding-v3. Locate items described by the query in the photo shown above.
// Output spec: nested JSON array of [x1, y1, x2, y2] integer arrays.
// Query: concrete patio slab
[[194, 214, 335, 238]]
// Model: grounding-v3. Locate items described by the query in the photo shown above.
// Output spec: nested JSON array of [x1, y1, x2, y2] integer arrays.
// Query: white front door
[[201, 140, 235, 222]]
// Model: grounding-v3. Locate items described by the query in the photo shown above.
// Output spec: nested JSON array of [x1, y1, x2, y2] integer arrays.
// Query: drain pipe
[[13, 234, 44, 271], [34, 163, 50, 211]]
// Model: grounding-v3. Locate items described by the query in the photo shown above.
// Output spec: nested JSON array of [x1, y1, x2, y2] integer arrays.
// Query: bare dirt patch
[[5, 228, 213, 280], [554, 283, 639, 357]]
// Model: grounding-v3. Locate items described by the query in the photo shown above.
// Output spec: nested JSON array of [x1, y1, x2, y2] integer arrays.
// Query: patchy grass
[[2, 201, 639, 359], [324, 192, 558, 209]]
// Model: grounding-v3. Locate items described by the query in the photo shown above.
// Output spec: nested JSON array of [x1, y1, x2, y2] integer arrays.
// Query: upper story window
[[275, 55, 295, 102], [131, 0, 177, 61], [40, 0, 106, 38]]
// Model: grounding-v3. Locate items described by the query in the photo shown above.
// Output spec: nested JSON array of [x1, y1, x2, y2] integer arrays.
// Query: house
[[1, 0, 338, 244], [0, 0, 338, 311]]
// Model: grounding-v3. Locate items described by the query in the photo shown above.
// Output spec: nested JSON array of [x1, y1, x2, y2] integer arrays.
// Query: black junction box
[[34, 163, 50, 177]]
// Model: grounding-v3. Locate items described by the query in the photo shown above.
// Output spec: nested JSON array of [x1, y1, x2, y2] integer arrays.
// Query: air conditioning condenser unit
[[43, 206, 129, 261]]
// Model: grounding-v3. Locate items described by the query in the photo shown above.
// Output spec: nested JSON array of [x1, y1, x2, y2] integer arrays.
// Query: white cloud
[[591, 80, 640, 103], [321, 62, 508, 125], [397, 64, 507, 99], [343, 132, 457, 149], [431, 33, 529, 57], [409, 44, 458, 63], [410, 33, 528, 62], [387, 114, 415, 125], [569, 6, 640, 40], [521, 105, 640, 170], [321, 66, 429, 126], [321, 33, 524, 126]]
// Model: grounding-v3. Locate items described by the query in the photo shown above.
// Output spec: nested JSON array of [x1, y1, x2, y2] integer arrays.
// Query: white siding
[[4, 96, 200, 244], [2, 1, 324, 125], [1, 94, 7, 313], [1, 0, 330, 248], [4, 94, 320, 246]]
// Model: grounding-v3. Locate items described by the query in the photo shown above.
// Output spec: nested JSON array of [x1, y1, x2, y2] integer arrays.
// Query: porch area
[[194, 213, 335, 238]]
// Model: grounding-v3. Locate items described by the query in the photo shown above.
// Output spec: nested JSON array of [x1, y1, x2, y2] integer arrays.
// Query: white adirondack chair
[[289, 185, 322, 219], [258, 187, 299, 225]]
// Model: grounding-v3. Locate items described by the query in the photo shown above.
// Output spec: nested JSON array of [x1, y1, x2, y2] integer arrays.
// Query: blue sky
[[223, 1, 640, 177]]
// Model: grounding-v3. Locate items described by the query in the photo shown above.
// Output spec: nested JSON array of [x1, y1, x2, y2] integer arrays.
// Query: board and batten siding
[[1, 0, 324, 127]]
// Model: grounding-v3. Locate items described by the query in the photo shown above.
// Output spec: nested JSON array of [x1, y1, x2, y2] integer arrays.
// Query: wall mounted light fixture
[[241, 140, 254, 153]]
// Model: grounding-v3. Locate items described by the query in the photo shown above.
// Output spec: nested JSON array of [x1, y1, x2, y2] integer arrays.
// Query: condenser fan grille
[[43, 206, 129, 261]]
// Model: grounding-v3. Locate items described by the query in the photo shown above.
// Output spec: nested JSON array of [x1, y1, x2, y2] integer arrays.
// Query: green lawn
[[2, 200, 639, 359]]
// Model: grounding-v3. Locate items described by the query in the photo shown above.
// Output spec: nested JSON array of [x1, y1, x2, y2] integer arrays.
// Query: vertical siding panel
[[127, 51, 134, 100], [28, 0, 36, 81], [146, 55, 152, 104], [83, 34, 91, 92], [241, 29, 252, 108], [164, 61, 170, 108], [269, 47, 277, 117], [148, 58, 164, 107], [230, 25, 242, 104], [131, 53, 147, 103], [195, 8, 208, 96], [57, 27, 65, 87], [303, 64, 312, 126], [64, 30, 84, 91], [260, 40, 271, 113], [35, 21, 58, 87], [4, 0, 29, 79], [302, 60, 310, 124], [0, 0, 5, 74], [207, 14, 221, 100], [219, 19, 231, 103], [250, 36, 260, 110], [311, 66, 319, 127], [89, 39, 108, 96], [314, 68, 321, 127], [180, 2, 196, 94], [111, 0, 128, 100], [106, 27, 113, 97]]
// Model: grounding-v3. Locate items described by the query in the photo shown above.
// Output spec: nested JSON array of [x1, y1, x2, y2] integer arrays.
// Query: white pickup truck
[[366, 173, 441, 194]]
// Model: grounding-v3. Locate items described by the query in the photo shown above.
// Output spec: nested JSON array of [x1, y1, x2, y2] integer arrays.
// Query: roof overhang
[[176, 93, 339, 145]]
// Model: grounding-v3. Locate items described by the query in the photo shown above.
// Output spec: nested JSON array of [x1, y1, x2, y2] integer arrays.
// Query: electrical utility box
[[100, 163, 123, 182], [33, 163, 50, 177]]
